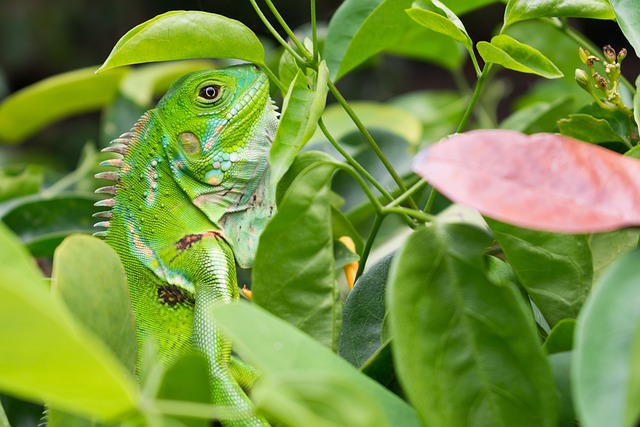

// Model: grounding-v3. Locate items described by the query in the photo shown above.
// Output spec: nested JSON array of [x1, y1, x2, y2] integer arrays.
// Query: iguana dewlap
[[94, 64, 277, 426]]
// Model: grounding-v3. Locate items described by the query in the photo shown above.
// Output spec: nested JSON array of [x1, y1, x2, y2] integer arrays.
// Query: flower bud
[[603, 45, 616, 62], [578, 47, 590, 64], [574, 69, 591, 92], [618, 48, 627, 62]]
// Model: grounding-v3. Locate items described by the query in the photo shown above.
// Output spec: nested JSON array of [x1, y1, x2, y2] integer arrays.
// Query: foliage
[[1, 0, 640, 426]]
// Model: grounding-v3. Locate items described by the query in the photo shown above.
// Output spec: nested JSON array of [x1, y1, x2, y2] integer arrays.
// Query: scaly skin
[[93, 64, 277, 426]]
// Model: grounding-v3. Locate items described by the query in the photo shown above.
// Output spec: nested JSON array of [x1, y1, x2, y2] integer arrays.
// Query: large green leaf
[[98, 11, 264, 72], [324, 0, 464, 80], [51, 235, 137, 371], [0, 67, 128, 143], [252, 153, 342, 350], [477, 35, 563, 78], [339, 253, 394, 367], [0, 222, 139, 420], [548, 352, 576, 427], [573, 249, 640, 427], [609, 0, 640, 58], [503, 0, 615, 28], [0, 193, 99, 257], [406, 1, 473, 51], [48, 235, 137, 427], [589, 229, 640, 284], [487, 220, 592, 327], [211, 302, 422, 427], [558, 114, 628, 144], [388, 223, 558, 426], [0, 165, 43, 202], [270, 62, 329, 186]]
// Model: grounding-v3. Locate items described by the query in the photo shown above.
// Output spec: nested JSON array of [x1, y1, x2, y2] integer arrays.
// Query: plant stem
[[381, 206, 435, 222], [327, 80, 419, 210], [318, 119, 392, 202], [310, 0, 319, 62], [423, 186, 438, 213], [336, 164, 384, 214], [263, 0, 314, 63], [356, 214, 384, 280], [249, 0, 307, 65], [385, 179, 428, 209], [260, 64, 287, 93], [456, 63, 493, 133]]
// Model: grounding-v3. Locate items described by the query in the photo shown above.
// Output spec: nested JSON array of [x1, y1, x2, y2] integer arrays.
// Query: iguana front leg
[[169, 231, 269, 426]]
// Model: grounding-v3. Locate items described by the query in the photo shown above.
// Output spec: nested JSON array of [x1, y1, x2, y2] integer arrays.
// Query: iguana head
[[156, 64, 278, 267]]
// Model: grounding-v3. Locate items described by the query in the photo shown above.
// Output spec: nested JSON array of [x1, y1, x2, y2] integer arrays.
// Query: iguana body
[[93, 64, 277, 426]]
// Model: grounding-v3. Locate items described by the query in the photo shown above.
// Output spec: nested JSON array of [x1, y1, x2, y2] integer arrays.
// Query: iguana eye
[[198, 85, 222, 102]]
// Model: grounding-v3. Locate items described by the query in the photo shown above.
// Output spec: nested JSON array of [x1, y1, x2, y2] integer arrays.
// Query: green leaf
[[487, 220, 592, 327], [635, 75, 640, 132], [47, 235, 137, 427], [558, 114, 629, 144], [51, 235, 137, 371], [0, 222, 138, 420], [389, 90, 466, 141], [98, 11, 264, 72], [477, 35, 563, 78], [0, 165, 43, 202], [154, 353, 211, 427], [0, 67, 128, 143], [339, 253, 394, 367], [628, 325, 640, 427], [309, 102, 423, 147], [253, 155, 342, 350], [609, 0, 640, 58], [325, 0, 464, 80], [500, 97, 574, 133], [543, 319, 576, 354], [270, 61, 329, 185], [589, 229, 640, 284], [388, 223, 558, 426], [253, 372, 390, 427], [406, 1, 472, 51], [504, 0, 615, 28], [573, 249, 640, 427], [211, 302, 422, 427], [0, 400, 9, 427], [548, 352, 576, 427], [0, 193, 99, 257]]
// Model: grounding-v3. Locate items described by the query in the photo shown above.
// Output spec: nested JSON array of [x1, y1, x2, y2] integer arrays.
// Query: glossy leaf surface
[[504, 0, 615, 28], [211, 302, 422, 427], [573, 249, 640, 427], [477, 35, 563, 78], [388, 223, 558, 426], [98, 11, 264, 72], [0, 223, 138, 420]]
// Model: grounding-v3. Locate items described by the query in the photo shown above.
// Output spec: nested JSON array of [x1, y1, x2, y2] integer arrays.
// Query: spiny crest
[[92, 129, 134, 238]]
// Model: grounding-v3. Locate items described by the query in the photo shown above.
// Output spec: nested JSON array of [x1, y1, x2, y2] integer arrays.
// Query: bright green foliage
[[388, 223, 558, 426]]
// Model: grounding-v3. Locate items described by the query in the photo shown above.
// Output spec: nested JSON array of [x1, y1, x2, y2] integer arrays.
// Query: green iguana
[[93, 64, 277, 426]]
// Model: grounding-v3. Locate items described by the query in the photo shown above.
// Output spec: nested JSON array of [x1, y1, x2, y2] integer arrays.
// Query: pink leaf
[[414, 129, 640, 233]]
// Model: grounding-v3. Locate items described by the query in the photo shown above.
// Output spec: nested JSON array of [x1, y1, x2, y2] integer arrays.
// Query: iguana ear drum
[[178, 132, 201, 156]]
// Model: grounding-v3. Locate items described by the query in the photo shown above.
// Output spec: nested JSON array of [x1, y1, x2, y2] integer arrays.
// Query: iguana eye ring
[[198, 85, 222, 102]]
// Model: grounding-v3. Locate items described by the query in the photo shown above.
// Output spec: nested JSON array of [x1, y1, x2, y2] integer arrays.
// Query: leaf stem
[[356, 214, 384, 280], [310, 0, 319, 62], [381, 206, 435, 223], [318, 119, 392, 202], [327, 80, 418, 209], [249, 0, 307, 65], [263, 0, 314, 63], [260, 64, 287, 93], [456, 63, 493, 133], [385, 179, 428, 209]]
